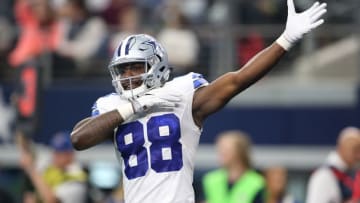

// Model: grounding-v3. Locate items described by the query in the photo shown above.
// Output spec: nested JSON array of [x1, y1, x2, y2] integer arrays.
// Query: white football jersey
[[92, 72, 208, 203]]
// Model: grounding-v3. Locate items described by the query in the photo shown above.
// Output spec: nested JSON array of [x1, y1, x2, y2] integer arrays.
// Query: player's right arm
[[71, 110, 124, 150], [71, 91, 181, 150]]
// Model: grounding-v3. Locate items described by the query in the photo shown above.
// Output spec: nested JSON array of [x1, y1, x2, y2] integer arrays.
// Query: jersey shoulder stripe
[[191, 72, 208, 89], [170, 72, 209, 92], [91, 102, 100, 117]]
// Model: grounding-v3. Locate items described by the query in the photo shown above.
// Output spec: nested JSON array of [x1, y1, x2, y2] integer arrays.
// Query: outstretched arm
[[193, 0, 327, 125]]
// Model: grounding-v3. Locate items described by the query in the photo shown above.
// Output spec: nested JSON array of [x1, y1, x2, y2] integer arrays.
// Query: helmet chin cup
[[112, 74, 148, 99], [122, 84, 147, 99]]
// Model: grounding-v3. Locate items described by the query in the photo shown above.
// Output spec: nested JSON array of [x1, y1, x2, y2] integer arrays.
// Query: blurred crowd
[[200, 127, 360, 203], [202, 131, 298, 203], [0, 0, 295, 81], [2, 127, 359, 203], [0, 0, 358, 82]]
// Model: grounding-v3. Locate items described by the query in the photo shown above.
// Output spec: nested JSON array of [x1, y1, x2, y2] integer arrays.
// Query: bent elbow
[[71, 131, 86, 151]]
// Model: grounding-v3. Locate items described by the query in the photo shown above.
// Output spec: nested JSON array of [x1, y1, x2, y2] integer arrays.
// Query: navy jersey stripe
[[192, 73, 208, 89], [92, 109, 100, 117], [193, 78, 208, 89], [192, 73, 204, 79], [91, 102, 99, 117]]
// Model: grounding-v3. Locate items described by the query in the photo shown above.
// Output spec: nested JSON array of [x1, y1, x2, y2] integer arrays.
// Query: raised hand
[[277, 0, 327, 50]]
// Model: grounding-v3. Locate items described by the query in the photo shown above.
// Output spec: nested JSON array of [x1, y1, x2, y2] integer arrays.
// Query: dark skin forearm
[[71, 110, 124, 150], [231, 43, 286, 92], [193, 43, 286, 125]]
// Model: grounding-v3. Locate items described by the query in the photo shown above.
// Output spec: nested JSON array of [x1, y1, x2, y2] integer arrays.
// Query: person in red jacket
[[9, 0, 61, 67]]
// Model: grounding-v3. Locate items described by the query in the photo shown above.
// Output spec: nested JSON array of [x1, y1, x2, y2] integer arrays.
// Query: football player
[[71, 0, 327, 202]]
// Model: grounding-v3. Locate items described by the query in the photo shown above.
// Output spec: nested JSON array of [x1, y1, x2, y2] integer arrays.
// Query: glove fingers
[[307, 1, 320, 13], [165, 96, 181, 102], [309, 3, 327, 17], [157, 93, 182, 102], [287, 0, 295, 14], [310, 19, 324, 29], [158, 101, 176, 108], [310, 9, 327, 22]]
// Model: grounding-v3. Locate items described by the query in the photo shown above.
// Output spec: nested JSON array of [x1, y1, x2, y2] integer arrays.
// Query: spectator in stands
[[57, 0, 108, 70], [237, 32, 265, 66], [237, 0, 284, 24], [0, 16, 15, 78], [19, 132, 87, 203], [110, 6, 140, 52], [202, 130, 264, 203], [9, 0, 61, 67], [157, 4, 199, 75], [178, 0, 208, 24], [306, 127, 360, 203], [0, 17, 14, 54], [264, 166, 298, 203], [99, 0, 132, 27]]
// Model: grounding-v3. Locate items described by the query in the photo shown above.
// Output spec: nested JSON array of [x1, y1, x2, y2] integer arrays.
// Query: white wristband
[[116, 103, 134, 121], [276, 34, 293, 51]]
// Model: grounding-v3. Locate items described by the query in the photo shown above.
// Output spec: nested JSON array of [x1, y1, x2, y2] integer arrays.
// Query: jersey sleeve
[[91, 101, 100, 117], [167, 72, 208, 97], [91, 99, 105, 117], [190, 72, 209, 90], [91, 93, 119, 117]]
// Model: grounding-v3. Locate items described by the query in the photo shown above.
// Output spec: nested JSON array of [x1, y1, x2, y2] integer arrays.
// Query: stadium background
[[0, 0, 359, 202]]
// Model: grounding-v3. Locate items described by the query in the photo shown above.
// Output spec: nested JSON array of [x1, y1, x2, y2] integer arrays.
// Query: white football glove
[[276, 0, 327, 50], [131, 90, 181, 114], [116, 90, 181, 120]]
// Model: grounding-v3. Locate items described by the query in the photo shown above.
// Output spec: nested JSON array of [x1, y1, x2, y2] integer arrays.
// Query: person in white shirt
[[306, 127, 360, 203]]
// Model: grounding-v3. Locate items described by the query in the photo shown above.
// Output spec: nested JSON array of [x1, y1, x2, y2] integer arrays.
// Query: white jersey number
[[115, 113, 183, 179]]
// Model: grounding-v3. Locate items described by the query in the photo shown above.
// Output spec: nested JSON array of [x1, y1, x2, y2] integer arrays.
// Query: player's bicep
[[193, 72, 238, 123]]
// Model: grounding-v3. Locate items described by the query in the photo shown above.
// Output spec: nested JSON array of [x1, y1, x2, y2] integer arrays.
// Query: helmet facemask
[[109, 61, 150, 99], [109, 34, 171, 99]]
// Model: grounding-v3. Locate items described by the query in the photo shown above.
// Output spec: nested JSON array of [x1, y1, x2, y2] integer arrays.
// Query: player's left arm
[[192, 0, 327, 126]]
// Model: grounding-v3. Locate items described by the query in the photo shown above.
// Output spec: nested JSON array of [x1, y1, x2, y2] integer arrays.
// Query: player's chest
[[114, 112, 184, 179], [116, 112, 182, 143]]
